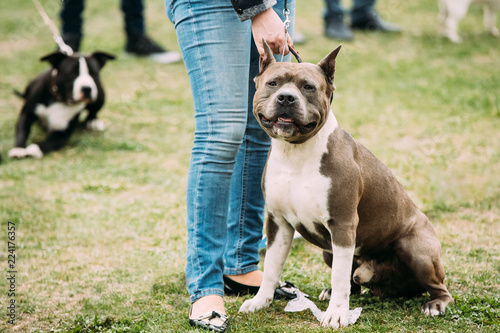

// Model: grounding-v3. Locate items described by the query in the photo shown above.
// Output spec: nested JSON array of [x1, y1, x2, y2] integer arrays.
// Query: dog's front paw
[[321, 307, 349, 328], [25, 144, 43, 159], [8, 147, 28, 159], [86, 119, 106, 131], [9, 145, 43, 159], [239, 296, 272, 313]]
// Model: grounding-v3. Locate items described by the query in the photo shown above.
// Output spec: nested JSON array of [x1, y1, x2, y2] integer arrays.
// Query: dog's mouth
[[259, 114, 317, 136]]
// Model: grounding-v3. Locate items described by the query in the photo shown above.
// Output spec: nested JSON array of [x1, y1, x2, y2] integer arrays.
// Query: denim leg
[[167, 0, 253, 303], [224, 0, 296, 276], [324, 0, 345, 24], [121, 0, 145, 35], [60, 0, 84, 36], [351, 0, 376, 23]]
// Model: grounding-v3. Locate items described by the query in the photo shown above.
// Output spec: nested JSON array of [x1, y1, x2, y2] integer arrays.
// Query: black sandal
[[223, 275, 298, 300], [189, 310, 229, 332]]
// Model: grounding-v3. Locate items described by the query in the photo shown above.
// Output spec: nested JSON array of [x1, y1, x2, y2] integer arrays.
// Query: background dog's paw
[[8, 147, 28, 159], [321, 308, 349, 328], [239, 296, 272, 313], [318, 288, 332, 301], [25, 144, 43, 159], [86, 119, 106, 131]]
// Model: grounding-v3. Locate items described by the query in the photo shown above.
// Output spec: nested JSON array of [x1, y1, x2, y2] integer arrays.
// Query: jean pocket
[[165, 0, 176, 25]]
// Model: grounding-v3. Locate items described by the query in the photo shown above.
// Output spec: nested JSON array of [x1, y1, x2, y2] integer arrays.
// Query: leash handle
[[32, 0, 74, 55]]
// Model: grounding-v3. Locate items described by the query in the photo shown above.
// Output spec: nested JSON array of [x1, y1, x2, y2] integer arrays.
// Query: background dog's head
[[253, 40, 341, 144], [41, 51, 115, 104]]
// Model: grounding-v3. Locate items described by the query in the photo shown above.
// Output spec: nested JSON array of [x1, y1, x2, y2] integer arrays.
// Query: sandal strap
[[190, 310, 229, 332]]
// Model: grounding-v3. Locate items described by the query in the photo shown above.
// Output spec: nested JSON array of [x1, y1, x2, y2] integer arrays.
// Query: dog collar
[[50, 68, 63, 102]]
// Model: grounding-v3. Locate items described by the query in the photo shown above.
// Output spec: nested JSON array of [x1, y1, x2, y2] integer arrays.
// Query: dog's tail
[[13, 89, 26, 99]]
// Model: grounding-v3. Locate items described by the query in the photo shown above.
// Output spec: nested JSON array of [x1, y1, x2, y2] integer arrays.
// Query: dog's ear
[[259, 38, 276, 74], [317, 44, 342, 87], [40, 52, 68, 68], [91, 52, 116, 68]]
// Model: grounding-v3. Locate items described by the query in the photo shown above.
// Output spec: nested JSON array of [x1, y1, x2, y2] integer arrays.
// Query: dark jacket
[[231, 0, 277, 21]]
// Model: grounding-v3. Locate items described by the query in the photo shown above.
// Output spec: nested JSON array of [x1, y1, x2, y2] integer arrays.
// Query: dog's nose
[[276, 92, 296, 106], [81, 86, 92, 98], [353, 275, 360, 284]]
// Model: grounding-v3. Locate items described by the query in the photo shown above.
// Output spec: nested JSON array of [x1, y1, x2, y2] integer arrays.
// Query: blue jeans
[[324, 0, 375, 24], [166, 0, 295, 303]]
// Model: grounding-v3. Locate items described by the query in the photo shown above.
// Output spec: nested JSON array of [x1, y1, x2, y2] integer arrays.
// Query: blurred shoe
[[351, 12, 401, 32], [125, 33, 181, 64], [325, 21, 354, 41], [293, 30, 306, 44], [61, 33, 81, 53]]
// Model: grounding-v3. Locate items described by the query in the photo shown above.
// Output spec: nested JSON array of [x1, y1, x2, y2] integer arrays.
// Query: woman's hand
[[251, 8, 292, 57]]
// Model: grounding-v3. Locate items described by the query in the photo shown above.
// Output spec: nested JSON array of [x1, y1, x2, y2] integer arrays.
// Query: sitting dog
[[9, 51, 115, 159], [239, 41, 453, 328], [439, 0, 500, 42]]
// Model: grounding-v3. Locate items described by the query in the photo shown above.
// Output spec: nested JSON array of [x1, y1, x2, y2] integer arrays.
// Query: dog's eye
[[267, 81, 277, 87], [304, 84, 315, 91]]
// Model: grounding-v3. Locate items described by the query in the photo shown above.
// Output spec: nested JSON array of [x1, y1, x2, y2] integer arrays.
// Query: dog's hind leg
[[395, 216, 453, 316], [239, 215, 294, 313]]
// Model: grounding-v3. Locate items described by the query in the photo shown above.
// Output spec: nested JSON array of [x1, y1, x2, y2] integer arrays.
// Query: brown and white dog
[[239, 41, 453, 328], [439, 0, 500, 42]]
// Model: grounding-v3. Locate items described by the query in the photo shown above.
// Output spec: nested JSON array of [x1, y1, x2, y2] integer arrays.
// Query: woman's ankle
[[190, 295, 225, 319], [226, 270, 263, 286]]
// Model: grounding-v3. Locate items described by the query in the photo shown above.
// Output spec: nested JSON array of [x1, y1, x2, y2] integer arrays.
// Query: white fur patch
[[264, 112, 338, 227], [35, 102, 86, 131], [73, 56, 98, 102]]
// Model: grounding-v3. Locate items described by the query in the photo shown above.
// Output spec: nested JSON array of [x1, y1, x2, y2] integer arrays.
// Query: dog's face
[[40, 51, 115, 104], [253, 41, 341, 144]]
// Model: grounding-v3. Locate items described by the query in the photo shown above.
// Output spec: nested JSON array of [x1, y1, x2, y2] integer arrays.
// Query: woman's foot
[[189, 295, 229, 332]]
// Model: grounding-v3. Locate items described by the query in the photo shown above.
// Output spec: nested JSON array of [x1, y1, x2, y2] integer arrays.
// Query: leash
[[281, 0, 301, 63], [32, 0, 74, 55]]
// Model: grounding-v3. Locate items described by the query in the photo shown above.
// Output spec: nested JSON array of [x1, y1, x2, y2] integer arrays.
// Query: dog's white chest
[[35, 102, 86, 131], [264, 114, 338, 226]]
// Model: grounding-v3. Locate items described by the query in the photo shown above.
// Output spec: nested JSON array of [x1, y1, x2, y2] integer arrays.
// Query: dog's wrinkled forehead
[[256, 62, 329, 88]]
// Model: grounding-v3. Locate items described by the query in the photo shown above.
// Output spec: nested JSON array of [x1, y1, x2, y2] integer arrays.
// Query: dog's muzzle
[[258, 92, 318, 138]]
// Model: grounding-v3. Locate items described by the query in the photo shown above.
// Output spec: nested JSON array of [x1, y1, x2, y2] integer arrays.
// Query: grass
[[0, 0, 499, 331]]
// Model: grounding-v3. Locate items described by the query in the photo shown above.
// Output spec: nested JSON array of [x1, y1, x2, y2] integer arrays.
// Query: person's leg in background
[[122, 0, 181, 63], [60, 0, 84, 51], [324, 0, 354, 41], [350, 0, 401, 32]]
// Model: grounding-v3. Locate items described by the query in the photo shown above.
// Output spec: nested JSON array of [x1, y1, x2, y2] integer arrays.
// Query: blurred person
[[324, 0, 401, 41], [60, 0, 181, 64]]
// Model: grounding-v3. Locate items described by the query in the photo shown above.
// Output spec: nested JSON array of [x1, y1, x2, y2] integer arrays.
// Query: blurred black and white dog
[[9, 51, 115, 159]]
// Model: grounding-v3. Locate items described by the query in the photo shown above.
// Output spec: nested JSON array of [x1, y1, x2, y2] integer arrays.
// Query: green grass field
[[0, 0, 499, 332]]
